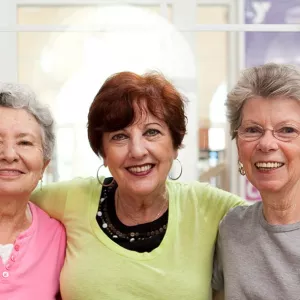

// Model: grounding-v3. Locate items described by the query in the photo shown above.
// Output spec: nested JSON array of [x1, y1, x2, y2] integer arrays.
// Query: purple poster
[[245, 0, 300, 67], [245, 178, 261, 201], [243, 0, 300, 201]]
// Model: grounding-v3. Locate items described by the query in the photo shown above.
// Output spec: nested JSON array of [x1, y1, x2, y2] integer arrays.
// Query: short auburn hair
[[87, 71, 187, 157]]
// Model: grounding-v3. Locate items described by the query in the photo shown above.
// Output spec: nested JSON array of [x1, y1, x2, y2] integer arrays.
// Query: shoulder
[[29, 202, 65, 235], [167, 180, 216, 195], [167, 180, 246, 219], [219, 202, 262, 231], [168, 180, 244, 204], [34, 177, 100, 197], [48, 176, 99, 190], [66, 177, 100, 193], [29, 203, 66, 257]]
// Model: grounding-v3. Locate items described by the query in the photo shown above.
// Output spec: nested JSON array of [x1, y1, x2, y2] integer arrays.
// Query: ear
[[102, 159, 109, 168], [41, 160, 50, 178], [173, 149, 178, 160], [235, 139, 241, 161]]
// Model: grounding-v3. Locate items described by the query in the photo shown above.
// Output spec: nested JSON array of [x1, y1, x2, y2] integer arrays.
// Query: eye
[[144, 129, 160, 137], [18, 140, 33, 146], [243, 126, 263, 134], [278, 126, 298, 134], [111, 133, 127, 141], [276, 126, 300, 140]]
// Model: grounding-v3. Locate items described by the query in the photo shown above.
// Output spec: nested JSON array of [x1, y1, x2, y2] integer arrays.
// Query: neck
[[0, 195, 32, 244], [261, 186, 300, 225], [115, 186, 169, 226]]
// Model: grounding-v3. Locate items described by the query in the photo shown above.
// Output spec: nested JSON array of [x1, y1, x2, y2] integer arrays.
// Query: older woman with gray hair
[[0, 82, 65, 299], [212, 63, 300, 299]]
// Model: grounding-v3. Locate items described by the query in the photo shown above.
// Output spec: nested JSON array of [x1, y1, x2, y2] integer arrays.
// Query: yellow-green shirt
[[31, 177, 244, 300]]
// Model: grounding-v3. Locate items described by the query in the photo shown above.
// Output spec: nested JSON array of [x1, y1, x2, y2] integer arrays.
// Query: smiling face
[[102, 102, 178, 196], [237, 96, 300, 194], [0, 107, 49, 197]]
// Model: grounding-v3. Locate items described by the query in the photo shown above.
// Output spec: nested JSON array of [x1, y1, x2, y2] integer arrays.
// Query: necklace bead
[[96, 182, 168, 243]]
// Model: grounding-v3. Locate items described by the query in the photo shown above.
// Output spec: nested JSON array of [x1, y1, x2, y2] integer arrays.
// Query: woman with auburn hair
[[32, 71, 244, 300], [213, 63, 300, 299]]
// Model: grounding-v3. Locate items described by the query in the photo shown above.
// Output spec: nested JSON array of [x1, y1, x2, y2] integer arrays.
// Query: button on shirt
[[0, 202, 66, 300]]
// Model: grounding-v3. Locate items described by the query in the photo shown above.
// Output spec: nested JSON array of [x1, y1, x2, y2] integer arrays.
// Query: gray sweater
[[212, 202, 300, 300]]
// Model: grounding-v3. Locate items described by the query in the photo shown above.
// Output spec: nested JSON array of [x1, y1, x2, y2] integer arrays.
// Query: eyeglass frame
[[234, 124, 300, 142]]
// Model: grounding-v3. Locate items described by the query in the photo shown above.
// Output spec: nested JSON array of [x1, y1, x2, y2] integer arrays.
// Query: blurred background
[[1, 0, 299, 201]]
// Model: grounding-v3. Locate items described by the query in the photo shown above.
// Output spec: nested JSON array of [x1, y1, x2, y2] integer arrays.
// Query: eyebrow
[[0, 132, 37, 138], [243, 120, 300, 125], [241, 119, 260, 124], [145, 122, 164, 128], [16, 133, 37, 139], [108, 121, 165, 135]]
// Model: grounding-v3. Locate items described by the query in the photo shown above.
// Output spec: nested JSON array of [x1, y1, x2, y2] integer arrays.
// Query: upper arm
[[193, 181, 247, 220], [57, 222, 67, 265], [213, 289, 224, 300], [211, 231, 224, 292], [208, 184, 246, 217], [30, 181, 70, 221]]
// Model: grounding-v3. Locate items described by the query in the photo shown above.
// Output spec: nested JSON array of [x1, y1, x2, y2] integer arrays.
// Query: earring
[[238, 161, 246, 176], [96, 164, 115, 187], [40, 178, 43, 191], [168, 158, 183, 180]]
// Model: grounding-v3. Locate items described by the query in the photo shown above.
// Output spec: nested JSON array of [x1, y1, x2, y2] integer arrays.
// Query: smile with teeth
[[255, 162, 284, 170], [127, 164, 154, 174], [0, 170, 22, 175]]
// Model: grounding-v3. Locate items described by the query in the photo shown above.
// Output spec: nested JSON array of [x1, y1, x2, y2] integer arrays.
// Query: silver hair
[[0, 82, 54, 160], [227, 63, 300, 139]]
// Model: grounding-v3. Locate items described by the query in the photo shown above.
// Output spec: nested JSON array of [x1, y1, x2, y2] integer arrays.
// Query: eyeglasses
[[235, 124, 300, 142]]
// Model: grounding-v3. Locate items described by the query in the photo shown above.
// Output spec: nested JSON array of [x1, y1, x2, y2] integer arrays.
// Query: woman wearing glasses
[[212, 63, 300, 300]]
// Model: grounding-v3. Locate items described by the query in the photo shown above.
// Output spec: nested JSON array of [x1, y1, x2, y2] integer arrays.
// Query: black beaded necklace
[[96, 178, 169, 252]]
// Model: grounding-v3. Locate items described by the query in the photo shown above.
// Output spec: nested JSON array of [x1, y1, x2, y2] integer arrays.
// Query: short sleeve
[[191, 181, 247, 221], [30, 177, 102, 222], [30, 180, 71, 222]]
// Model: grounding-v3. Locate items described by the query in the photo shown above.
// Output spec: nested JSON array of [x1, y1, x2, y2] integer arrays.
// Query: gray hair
[[0, 82, 54, 160], [227, 63, 300, 139]]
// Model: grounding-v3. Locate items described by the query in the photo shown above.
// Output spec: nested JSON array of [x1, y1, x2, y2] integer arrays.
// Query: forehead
[[242, 96, 300, 123], [0, 107, 41, 138]]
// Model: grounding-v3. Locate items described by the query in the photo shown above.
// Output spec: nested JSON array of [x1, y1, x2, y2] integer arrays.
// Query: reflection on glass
[[18, 5, 196, 182], [196, 6, 228, 189], [56, 127, 74, 180]]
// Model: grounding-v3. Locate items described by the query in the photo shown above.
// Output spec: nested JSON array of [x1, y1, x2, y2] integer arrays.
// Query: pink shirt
[[0, 202, 66, 299]]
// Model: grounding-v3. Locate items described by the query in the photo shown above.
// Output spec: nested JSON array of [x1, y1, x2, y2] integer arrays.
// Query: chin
[[133, 187, 157, 196], [128, 182, 159, 196], [254, 181, 284, 194]]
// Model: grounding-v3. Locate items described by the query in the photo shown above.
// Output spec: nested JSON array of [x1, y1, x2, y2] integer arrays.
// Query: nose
[[256, 130, 279, 152], [0, 142, 19, 162], [128, 136, 148, 159]]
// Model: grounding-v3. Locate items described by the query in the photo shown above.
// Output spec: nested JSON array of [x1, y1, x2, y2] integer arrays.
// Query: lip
[[126, 163, 155, 176], [254, 161, 285, 166], [254, 161, 284, 164], [0, 169, 24, 177], [254, 161, 284, 172], [125, 163, 154, 168]]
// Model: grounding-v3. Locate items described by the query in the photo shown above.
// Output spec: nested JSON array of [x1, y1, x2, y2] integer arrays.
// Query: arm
[[213, 290, 224, 300], [30, 180, 71, 221], [31, 177, 101, 222], [192, 183, 246, 298], [211, 231, 225, 298], [193, 181, 247, 220]]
